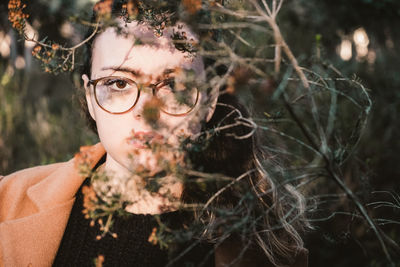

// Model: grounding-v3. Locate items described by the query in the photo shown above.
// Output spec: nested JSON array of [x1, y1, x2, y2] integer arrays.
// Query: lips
[[128, 139, 148, 149], [126, 130, 165, 149]]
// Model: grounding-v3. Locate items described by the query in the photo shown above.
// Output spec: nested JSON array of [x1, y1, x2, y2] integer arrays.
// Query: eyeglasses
[[88, 76, 200, 116]]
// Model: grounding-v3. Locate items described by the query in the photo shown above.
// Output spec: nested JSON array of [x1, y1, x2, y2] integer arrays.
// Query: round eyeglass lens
[[95, 77, 139, 113], [155, 80, 199, 115]]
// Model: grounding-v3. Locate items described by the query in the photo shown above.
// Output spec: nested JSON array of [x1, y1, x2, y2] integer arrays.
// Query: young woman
[[0, 1, 308, 266]]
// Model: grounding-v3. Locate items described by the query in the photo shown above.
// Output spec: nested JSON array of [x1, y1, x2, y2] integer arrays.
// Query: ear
[[82, 74, 96, 121]]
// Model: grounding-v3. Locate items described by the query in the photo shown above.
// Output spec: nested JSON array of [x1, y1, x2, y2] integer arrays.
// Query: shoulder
[[1, 161, 67, 183], [0, 143, 106, 199], [0, 161, 68, 197], [0, 161, 70, 221], [0, 143, 105, 222]]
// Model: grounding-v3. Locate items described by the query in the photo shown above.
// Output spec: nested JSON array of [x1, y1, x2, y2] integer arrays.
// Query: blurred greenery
[[0, 0, 98, 173], [1, 0, 399, 266], [280, 1, 400, 266]]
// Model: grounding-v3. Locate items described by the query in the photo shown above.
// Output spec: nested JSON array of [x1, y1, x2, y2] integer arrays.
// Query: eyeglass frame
[[88, 75, 200, 116]]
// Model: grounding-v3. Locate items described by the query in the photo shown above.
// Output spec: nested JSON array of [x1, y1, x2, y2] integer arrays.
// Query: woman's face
[[83, 20, 214, 175]]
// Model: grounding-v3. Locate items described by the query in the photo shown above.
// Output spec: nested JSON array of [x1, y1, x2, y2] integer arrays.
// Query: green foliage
[[0, 62, 97, 174], [1, 0, 400, 266]]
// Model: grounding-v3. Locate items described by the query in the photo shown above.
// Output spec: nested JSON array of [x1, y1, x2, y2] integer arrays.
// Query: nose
[[131, 89, 161, 123]]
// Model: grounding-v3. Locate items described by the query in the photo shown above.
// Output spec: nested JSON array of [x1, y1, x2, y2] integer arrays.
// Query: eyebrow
[[101, 66, 177, 77], [101, 66, 141, 77]]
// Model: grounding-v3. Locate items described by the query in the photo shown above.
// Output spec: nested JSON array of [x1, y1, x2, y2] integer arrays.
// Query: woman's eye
[[115, 80, 127, 89], [166, 79, 175, 89], [157, 79, 175, 93], [104, 79, 131, 90]]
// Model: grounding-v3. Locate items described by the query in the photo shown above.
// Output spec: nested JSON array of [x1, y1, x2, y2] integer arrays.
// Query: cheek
[[158, 114, 203, 142], [94, 110, 136, 158], [97, 120, 127, 156]]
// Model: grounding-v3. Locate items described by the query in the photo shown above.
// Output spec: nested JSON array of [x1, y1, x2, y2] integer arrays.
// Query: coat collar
[[0, 143, 105, 267]]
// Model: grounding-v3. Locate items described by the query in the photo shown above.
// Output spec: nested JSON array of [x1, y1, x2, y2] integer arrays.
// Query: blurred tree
[[0, 0, 97, 174], [1, 0, 399, 266]]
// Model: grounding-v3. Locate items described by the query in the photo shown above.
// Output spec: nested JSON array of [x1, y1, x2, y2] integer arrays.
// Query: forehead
[[91, 20, 204, 79]]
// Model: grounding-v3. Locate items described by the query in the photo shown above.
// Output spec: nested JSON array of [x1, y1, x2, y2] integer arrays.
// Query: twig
[[249, 0, 309, 88], [24, 21, 100, 71], [203, 170, 256, 210]]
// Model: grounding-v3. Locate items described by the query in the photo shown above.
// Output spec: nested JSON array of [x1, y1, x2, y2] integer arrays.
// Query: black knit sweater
[[53, 171, 214, 267]]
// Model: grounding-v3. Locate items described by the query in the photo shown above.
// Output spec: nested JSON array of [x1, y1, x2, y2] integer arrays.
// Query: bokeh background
[[1, 0, 399, 266]]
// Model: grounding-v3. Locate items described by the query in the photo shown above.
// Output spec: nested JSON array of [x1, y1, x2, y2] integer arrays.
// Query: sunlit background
[[1, 0, 399, 266]]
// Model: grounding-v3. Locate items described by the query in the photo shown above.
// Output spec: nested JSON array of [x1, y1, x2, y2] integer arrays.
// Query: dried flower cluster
[[171, 26, 198, 55], [147, 224, 172, 249], [30, 42, 72, 73], [8, 0, 29, 33], [82, 185, 99, 219], [76, 128, 189, 242], [148, 227, 158, 245], [74, 145, 100, 177], [142, 97, 163, 125], [122, 1, 139, 20], [182, 0, 202, 14], [8, 0, 95, 74], [8, 0, 201, 73], [140, 7, 173, 37], [93, 0, 113, 20], [125, 130, 187, 191], [94, 254, 105, 267]]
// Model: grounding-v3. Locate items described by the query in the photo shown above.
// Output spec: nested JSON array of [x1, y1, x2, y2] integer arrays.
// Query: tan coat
[[0, 143, 105, 267], [0, 143, 307, 267]]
